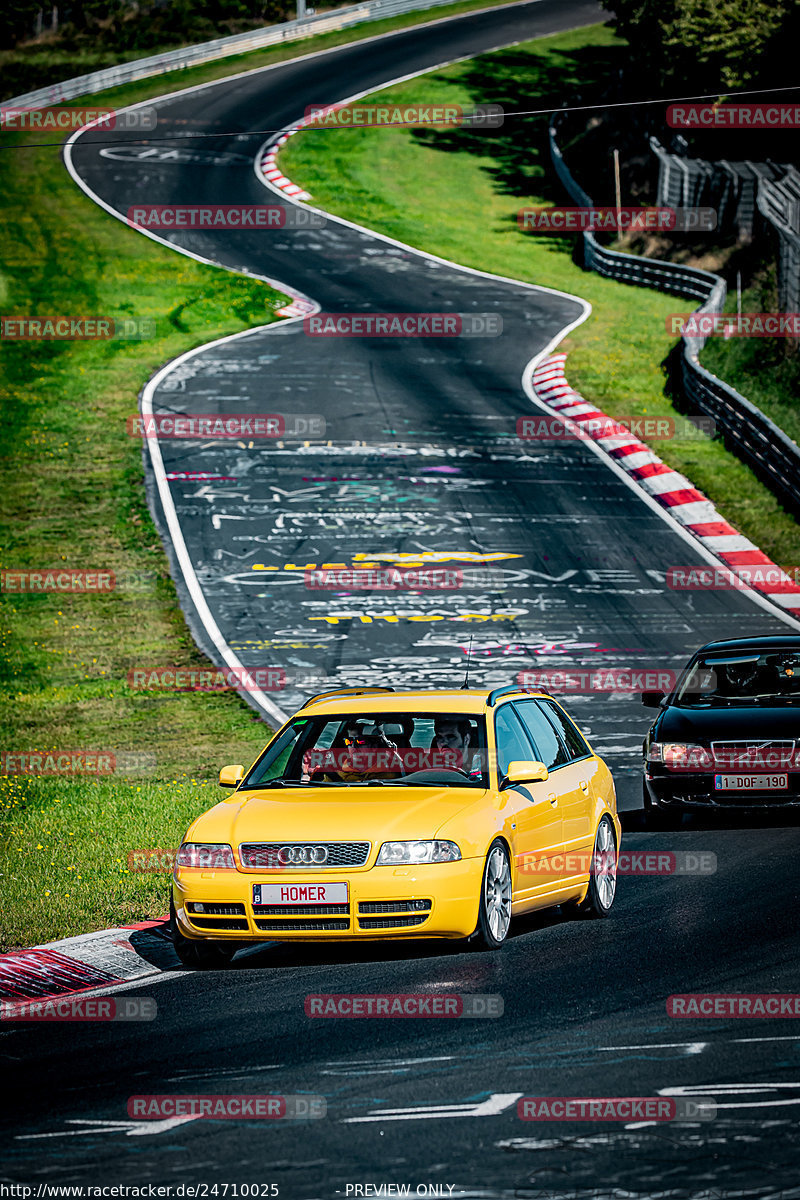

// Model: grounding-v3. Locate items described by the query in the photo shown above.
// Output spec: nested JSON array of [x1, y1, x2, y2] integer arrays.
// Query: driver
[[432, 717, 473, 773]]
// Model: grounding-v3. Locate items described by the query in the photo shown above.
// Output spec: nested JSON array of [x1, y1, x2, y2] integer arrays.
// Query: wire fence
[[548, 110, 800, 516]]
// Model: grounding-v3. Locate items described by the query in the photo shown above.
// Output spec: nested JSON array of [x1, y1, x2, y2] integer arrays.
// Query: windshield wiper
[[248, 780, 311, 789]]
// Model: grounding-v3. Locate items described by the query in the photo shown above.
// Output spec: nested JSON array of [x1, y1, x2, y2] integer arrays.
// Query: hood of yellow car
[[189, 785, 487, 846]]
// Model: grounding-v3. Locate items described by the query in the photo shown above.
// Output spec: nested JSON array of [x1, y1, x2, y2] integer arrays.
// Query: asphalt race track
[[4, 0, 799, 1194], [3, 818, 800, 1195]]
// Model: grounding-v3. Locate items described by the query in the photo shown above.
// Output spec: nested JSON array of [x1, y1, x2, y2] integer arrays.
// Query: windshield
[[243, 712, 489, 788], [675, 651, 800, 706]]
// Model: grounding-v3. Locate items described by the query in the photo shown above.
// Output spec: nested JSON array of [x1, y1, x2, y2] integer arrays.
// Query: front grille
[[358, 915, 429, 929], [187, 902, 246, 916], [358, 900, 432, 914], [254, 919, 350, 931], [189, 917, 249, 930], [711, 739, 795, 768], [253, 904, 350, 916], [239, 842, 370, 869]]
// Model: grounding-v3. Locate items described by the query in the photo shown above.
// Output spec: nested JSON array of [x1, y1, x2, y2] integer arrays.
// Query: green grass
[[0, 775, 216, 948], [700, 272, 800, 451], [280, 22, 800, 567]]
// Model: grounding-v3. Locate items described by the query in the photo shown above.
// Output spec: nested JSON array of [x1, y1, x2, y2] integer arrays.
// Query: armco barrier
[[548, 110, 800, 516], [2, 0, 470, 114]]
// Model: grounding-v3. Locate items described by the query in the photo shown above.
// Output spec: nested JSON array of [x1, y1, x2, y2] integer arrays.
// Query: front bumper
[[645, 770, 800, 809], [173, 858, 483, 942]]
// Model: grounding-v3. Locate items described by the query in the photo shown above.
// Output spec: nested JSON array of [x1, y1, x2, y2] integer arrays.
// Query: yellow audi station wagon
[[171, 686, 621, 967]]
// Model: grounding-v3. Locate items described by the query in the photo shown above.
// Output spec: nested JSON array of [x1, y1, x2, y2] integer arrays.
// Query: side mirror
[[641, 691, 665, 709], [503, 759, 549, 788], [219, 764, 245, 788]]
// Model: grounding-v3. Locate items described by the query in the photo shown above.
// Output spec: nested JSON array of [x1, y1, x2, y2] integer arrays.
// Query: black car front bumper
[[645, 770, 800, 809]]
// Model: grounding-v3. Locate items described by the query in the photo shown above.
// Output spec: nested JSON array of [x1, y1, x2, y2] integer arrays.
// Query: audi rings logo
[[277, 845, 329, 866]]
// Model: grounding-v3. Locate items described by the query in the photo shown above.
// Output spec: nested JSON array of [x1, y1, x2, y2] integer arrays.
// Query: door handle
[[579, 780, 589, 792]]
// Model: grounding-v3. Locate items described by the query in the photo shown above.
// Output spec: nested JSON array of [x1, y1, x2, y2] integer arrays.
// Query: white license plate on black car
[[714, 774, 788, 791], [252, 882, 348, 904]]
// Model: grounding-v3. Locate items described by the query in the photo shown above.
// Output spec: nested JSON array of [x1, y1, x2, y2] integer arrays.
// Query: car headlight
[[175, 842, 236, 869], [647, 743, 712, 771], [376, 840, 461, 865]]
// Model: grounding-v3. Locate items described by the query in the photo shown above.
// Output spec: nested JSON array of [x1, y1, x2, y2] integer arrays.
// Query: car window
[[537, 699, 592, 761], [243, 713, 488, 787], [494, 705, 536, 778], [513, 700, 571, 770]]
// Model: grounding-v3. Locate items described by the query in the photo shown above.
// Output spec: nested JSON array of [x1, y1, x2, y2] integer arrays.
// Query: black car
[[642, 635, 800, 819]]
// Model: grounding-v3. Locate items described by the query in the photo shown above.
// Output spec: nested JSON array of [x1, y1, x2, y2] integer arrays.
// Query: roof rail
[[486, 684, 528, 708], [298, 686, 396, 711]]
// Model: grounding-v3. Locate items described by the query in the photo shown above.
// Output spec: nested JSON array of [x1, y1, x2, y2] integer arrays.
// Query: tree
[[602, 0, 800, 93]]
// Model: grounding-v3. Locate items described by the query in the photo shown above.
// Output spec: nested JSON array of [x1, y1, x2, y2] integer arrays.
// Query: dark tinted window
[[494, 705, 536, 777], [513, 700, 569, 770], [538, 699, 592, 761]]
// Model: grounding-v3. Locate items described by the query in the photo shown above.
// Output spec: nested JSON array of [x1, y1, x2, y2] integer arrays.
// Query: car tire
[[575, 815, 617, 919], [471, 840, 512, 950], [170, 900, 236, 970]]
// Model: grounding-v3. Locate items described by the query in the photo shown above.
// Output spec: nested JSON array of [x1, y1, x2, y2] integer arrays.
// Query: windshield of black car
[[242, 713, 489, 787], [675, 652, 800, 706]]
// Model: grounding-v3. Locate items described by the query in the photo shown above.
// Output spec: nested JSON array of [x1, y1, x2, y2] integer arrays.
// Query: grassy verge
[[700, 274, 800, 450], [280, 22, 800, 567], [1, 0, 530, 102]]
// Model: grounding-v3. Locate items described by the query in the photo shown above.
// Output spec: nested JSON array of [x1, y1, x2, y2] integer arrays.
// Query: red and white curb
[[0, 917, 172, 1009], [256, 102, 355, 207], [257, 128, 312, 201], [532, 353, 800, 617]]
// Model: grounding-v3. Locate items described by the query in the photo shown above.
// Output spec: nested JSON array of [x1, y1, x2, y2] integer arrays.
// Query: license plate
[[714, 774, 788, 791], [252, 882, 348, 905]]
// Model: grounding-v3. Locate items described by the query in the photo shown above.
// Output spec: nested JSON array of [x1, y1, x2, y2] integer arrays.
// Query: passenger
[[431, 717, 473, 773]]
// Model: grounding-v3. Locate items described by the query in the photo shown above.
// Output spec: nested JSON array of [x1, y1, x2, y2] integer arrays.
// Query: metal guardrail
[[549, 110, 800, 516], [1, 0, 470, 113]]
